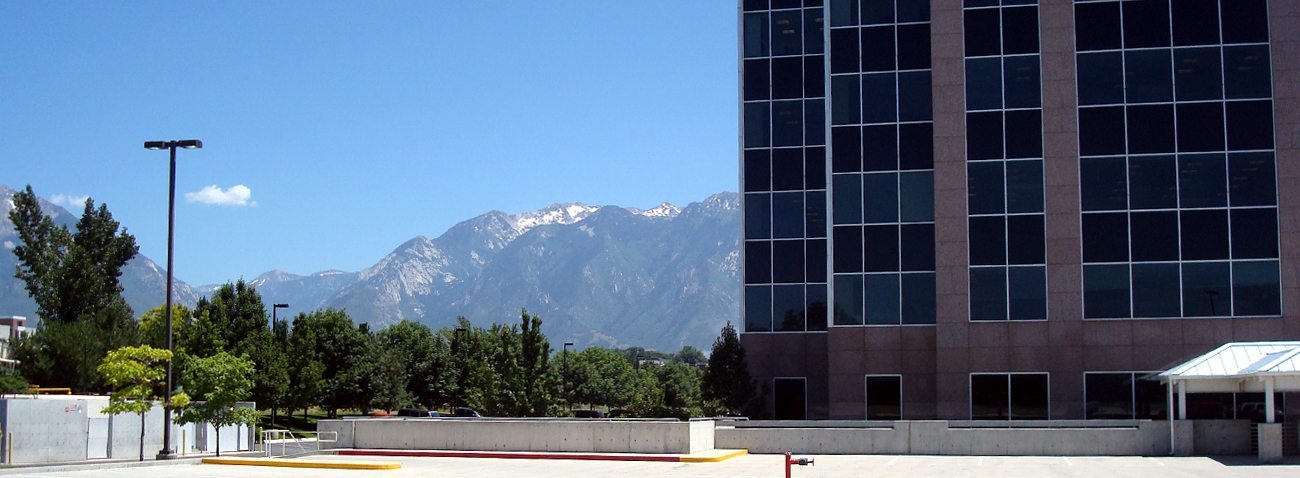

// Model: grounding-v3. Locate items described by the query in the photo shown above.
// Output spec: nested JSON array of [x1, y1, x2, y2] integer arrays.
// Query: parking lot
[[4, 454, 1300, 478]]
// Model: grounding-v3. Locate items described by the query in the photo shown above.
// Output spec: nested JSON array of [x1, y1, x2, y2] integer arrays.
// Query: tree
[[177, 351, 257, 456], [288, 309, 370, 417], [97, 346, 190, 461], [186, 280, 267, 359], [515, 310, 553, 416], [139, 305, 193, 350], [674, 346, 707, 366], [702, 321, 757, 416], [9, 186, 140, 392], [285, 312, 325, 420], [570, 347, 637, 410], [0, 367, 29, 395], [375, 320, 449, 410]]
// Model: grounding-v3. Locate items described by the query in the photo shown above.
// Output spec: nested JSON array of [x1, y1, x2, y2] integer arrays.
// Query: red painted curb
[[337, 449, 682, 463]]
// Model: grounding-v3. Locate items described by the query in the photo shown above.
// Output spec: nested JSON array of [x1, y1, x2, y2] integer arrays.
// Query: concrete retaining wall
[[319, 419, 715, 454], [716, 420, 1248, 456]]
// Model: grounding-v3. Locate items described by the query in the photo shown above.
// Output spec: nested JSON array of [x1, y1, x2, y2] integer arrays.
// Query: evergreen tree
[[702, 321, 756, 416], [516, 309, 553, 416]]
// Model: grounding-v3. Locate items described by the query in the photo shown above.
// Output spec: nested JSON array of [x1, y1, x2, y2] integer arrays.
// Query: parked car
[[397, 408, 437, 418], [452, 407, 482, 417], [573, 409, 605, 419]]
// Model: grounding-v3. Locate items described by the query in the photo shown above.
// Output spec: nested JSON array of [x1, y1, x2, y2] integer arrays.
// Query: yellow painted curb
[[202, 456, 401, 470], [680, 449, 748, 463]]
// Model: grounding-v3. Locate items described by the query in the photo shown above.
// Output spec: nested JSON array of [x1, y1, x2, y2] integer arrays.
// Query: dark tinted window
[[1003, 56, 1041, 109], [744, 149, 770, 193], [804, 9, 825, 54], [1230, 208, 1278, 259], [773, 284, 806, 331], [806, 192, 828, 239], [901, 223, 935, 271], [1129, 211, 1179, 262], [964, 8, 1001, 57], [833, 274, 864, 324], [864, 225, 899, 272], [970, 267, 1008, 321], [804, 56, 825, 97], [864, 273, 900, 324], [1007, 215, 1044, 265], [772, 148, 804, 191], [971, 374, 1010, 419], [966, 57, 1003, 111], [831, 126, 861, 172], [1081, 156, 1127, 211], [1180, 210, 1230, 260], [1001, 6, 1038, 55], [968, 161, 1005, 215], [1233, 261, 1280, 316], [901, 273, 936, 324], [863, 173, 898, 223], [1082, 213, 1129, 263], [1084, 264, 1131, 318], [805, 147, 826, 189], [743, 0, 768, 12], [1010, 374, 1049, 420], [831, 75, 860, 125], [1229, 153, 1276, 207], [745, 285, 772, 331], [1132, 263, 1181, 317], [1174, 47, 1223, 102], [1005, 160, 1043, 213], [1128, 155, 1177, 209], [1008, 266, 1046, 321], [745, 193, 772, 240], [861, 26, 896, 72], [772, 57, 803, 100], [899, 123, 934, 170], [806, 238, 827, 281], [865, 376, 902, 420], [806, 284, 828, 331], [1077, 52, 1125, 106], [772, 101, 803, 147], [1124, 49, 1172, 103], [967, 111, 1004, 160], [899, 171, 934, 222], [1178, 154, 1227, 208], [1223, 46, 1271, 100], [1221, 0, 1268, 44], [806, 99, 826, 145], [833, 225, 863, 272], [1225, 100, 1273, 151], [745, 240, 771, 284], [1175, 102, 1225, 152], [1182, 261, 1231, 317], [744, 59, 770, 101], [1126, 105, 1175, 154], [829, 0, 857, 27], [1075, 1, 1122, 51], [772, 192, 805, 239], [861, 0, 894, 25], [769, 239, 800, 283], [745, 102, 771, 148], [898, 71, 932, 121], [831, 28, 860, 73], [862, 73, 897, 124], [970, 216, 1007, 266], [744, 12, 770, 58], [1086, 373, 1134, 419], [897, 23, 931, 70], [771, 10, 803, 56], [863, 124, 898, 171], [1079, 107, 1126, 156], [897, 0, 929, 22], [1122, 0, 1170, 49], [832, 174, 862, 224], [1171, 0, 1219, 46], [773, 378, 806, 420]]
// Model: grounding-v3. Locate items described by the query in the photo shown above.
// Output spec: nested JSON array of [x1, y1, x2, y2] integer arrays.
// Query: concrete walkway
[[3, 453, 1300, 477]]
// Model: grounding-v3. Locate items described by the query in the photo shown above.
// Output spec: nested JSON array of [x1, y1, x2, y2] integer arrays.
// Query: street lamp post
[[270, 303, 288, 426], [562, 342, 574, 412], [143, 139, 202, 460]]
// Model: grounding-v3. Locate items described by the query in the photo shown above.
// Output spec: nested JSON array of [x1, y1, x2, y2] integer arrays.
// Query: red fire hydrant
[[785, 451, 814, 478]]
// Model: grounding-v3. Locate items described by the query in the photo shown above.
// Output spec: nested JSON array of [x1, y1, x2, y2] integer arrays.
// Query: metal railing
[[261, 429, 336, 458]]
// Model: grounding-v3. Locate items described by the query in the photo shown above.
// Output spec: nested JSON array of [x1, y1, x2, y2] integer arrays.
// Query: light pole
[[270, 303, 288, 426], [143, 139, 202, 460], [562, 342, 574, 412]]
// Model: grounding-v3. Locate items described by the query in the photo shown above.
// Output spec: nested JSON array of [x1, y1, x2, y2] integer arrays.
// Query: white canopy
[[1159, 341, 1300, 424]]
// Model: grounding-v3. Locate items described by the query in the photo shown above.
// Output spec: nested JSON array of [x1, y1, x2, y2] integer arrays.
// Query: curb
[[337, 448, 749, 463], [202, 456, 401, 470]]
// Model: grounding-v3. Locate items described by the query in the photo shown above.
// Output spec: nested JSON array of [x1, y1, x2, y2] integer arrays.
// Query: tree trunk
[[138, 412, 145, 461], [215, 426, 220, 457], [271, 406, 276, 426]]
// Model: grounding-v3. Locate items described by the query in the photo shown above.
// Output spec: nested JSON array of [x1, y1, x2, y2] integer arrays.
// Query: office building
[[740, 0, 1298, 420]]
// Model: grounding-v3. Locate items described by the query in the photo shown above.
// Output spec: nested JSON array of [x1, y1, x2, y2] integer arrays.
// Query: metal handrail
[[261, 429, 336, 458]]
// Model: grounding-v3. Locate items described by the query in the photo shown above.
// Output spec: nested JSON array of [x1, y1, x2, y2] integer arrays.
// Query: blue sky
[[0, 1, 737, 286]]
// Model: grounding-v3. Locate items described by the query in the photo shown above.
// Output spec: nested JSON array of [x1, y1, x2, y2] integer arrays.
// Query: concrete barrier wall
[[1192, 420, 1251, 456], [320, 419, 715, 454], [717, 420, 1179, 456]]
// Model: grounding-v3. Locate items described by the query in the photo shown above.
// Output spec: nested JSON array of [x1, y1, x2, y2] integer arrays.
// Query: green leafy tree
[[97, 346, 190, 461], [289, 309, 371, 417], [702, 321, 757, 416], [571, 347, 637, 409], [0, 367, 29, 395], [250, 333, 291, 424], [177, 351, 257, 456], [674, 346, 706, 366], [9, 186, 140, 391], [375, 320, 449, 410], [515, 309, 554, 416], [445, 317, 495, 413], [285, 313, 325, 420], [186, 280, 267, 359], [369, 339, 413, 413]]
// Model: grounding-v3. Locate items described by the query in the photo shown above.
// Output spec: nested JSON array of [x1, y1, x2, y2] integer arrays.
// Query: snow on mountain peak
[[636, 202, 681, 218], [508, 203, 599, 234]]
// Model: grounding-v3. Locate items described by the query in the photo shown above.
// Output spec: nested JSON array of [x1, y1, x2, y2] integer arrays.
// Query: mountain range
[[1, 184, 740, 351]]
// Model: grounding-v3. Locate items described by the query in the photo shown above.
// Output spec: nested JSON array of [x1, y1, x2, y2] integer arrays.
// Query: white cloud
[[185, 184, 256, 207], [3, 241, 14, 251], [50, 194, 90, 210]]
